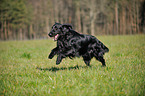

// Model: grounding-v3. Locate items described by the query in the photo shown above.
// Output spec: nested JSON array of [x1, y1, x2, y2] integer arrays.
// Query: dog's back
[[67, 30, 109, 57]]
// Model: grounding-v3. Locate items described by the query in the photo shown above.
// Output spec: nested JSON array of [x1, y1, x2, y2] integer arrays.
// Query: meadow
[[0, 35, 144, 96]]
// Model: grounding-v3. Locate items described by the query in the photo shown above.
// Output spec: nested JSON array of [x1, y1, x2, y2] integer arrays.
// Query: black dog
[[48, 23, 109, 66]]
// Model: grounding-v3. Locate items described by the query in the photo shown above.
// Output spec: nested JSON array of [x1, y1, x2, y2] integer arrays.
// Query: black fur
[[48, 23, 109, 66]]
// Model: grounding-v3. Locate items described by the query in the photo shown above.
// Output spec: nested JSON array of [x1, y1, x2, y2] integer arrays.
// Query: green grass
[[0, 35, 145, 96]]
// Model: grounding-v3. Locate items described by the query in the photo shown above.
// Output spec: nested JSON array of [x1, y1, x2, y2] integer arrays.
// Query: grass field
[[0, 35, 145, 96]]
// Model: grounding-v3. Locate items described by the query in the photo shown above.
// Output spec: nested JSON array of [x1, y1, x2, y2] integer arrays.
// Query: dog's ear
[[54, 22, 61, 25], [59, 24, 73, 34], [62, 24, 73, 29]]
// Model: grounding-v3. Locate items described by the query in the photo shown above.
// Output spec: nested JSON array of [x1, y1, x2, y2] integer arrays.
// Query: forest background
[[0, 0, 145, 40]]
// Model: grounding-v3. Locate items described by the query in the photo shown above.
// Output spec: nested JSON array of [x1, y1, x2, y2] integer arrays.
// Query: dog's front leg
[[56, 54, 65, 65], [48, 47, 59, 59]]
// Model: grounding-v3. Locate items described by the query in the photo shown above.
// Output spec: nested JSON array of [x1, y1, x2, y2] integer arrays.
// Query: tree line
[[0, 0, 145, 40]]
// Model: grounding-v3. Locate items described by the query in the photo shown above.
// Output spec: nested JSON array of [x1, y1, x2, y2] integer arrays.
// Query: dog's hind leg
[[95, 56, 106, 66], [82, 56, 91, 66]]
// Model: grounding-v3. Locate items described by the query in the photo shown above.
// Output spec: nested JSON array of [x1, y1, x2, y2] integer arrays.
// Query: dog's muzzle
[[48, 33, 53, 37], [48, 32, 59, 41]]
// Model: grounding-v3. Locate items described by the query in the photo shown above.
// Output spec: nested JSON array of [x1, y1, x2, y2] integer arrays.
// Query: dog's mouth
[[54, 34, 59, 41]]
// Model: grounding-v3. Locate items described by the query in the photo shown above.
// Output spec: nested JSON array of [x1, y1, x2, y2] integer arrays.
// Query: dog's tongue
[[54, 34, 59, 41]]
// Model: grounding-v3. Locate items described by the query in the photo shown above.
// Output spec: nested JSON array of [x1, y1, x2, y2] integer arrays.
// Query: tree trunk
[[54, 0, 59, 22], [13, 29, 16, 40], [76, 6, 81, 32], [90, 0, 96, 36], [78, 8, 81, 33], [46, 18, 49, 34], [29, 24, 33, 39], [4, 20, 7, 40], [122, 7, 126, 35], [69, 16, 72, 24], [23, 29, 26, 40], [136, 0, 140, 34], [1, 20, 4, 40], [90, 19, 95, 35], [115, 1, 119, 35], [7, 22, 11, 40], [90, 8, 95, 35], [19, 28, 22, 40], [83, 16, 87, 34], [33, 24, 36, 39], [128, 5, 132, 34]]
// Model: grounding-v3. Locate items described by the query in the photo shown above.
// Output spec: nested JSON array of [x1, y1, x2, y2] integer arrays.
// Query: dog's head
[[48, 22, 73, 41]]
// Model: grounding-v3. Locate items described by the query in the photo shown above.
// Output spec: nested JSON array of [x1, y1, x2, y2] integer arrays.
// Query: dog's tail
[[101, 44, 109, 53], [94, 45, 109, 57], [104, 46, 109, 53]]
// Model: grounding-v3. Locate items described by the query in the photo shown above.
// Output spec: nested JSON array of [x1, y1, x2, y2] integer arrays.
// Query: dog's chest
[[57, 38, 70, 48]]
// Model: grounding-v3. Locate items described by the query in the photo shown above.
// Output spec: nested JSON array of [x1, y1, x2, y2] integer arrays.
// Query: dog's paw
[[102, 65, 106, 67], [56, 58, 61, 65], [56, 61, 60, 65], [48, 55, 53, 59]]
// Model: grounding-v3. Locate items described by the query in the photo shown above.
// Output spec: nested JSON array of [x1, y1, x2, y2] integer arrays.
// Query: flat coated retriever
[[48, 23, 109, 66]]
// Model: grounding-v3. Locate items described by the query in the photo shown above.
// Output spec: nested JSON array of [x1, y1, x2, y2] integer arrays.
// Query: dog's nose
[[48, 33, 52, 37]]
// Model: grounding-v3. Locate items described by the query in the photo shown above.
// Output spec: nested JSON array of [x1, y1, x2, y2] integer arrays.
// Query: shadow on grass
[[36, 65, 91, 72]]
